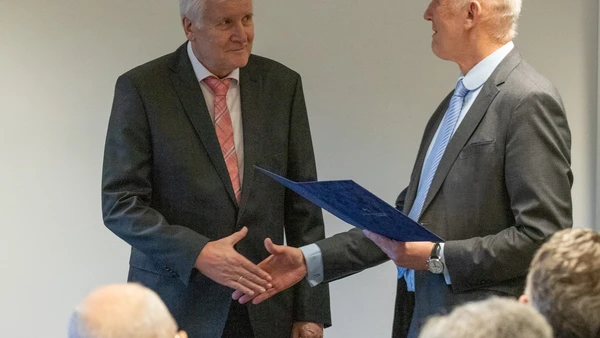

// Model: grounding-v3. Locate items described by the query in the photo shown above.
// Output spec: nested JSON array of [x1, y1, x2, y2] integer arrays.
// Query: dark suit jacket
[[315, 49, 572, 337], [102, 43, 331, 338]]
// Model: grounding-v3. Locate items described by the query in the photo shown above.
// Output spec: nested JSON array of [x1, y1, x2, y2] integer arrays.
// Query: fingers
[[237, 267, 272, 291], [234, 283, 278, 305], [362, 229, 386, 243], [240, 256, 273, 283], [227, 226, 248, 245], [292, 322, 324, 338], [228, 277, 256, 296], [363, 230, 395, 250], [232, 289, 244, 300], [196, 239, 272, 295], [251, 288, 278, 304], [228, 274, 268, 296], [238, 292, 258, 304]]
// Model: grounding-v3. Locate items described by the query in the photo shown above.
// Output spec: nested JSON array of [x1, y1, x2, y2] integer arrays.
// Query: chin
[[233, 55, 250, 68], [431, 45, 447, 60]]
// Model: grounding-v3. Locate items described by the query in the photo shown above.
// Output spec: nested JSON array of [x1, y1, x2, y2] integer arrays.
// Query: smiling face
[[184, 0, 254, 77], [423, 0, 468, 62]]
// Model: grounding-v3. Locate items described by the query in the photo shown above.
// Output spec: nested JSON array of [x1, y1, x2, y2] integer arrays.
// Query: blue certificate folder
[[256, 167, 443, 242]]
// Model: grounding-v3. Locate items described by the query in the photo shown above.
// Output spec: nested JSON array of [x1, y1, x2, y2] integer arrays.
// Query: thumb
[[264, 237, 284, 255], [228, 226, 248, 245]]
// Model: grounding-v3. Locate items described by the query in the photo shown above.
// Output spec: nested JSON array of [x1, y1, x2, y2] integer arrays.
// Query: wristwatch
[[426, 243, 444, 274]]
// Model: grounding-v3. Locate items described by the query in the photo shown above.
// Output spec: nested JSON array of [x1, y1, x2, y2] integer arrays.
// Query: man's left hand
[[362, 230, 434, 270], [292, 322, 323, 338]]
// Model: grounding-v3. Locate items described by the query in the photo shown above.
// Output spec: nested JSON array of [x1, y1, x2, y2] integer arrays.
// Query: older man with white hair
[[101, 0, 331, 336], [231, 0, 572, 337], [68, 283, 187, 338]]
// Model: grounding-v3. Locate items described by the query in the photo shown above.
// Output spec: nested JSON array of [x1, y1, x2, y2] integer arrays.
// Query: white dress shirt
[[187, 41, 245, 185]]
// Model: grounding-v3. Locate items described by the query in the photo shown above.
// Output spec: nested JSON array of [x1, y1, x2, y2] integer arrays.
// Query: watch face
[[428, 259, 444, 274]]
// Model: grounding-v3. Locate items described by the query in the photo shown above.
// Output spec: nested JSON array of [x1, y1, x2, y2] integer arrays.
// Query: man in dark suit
[[101, 0, 330, 337], [232, 0, 572, 337]]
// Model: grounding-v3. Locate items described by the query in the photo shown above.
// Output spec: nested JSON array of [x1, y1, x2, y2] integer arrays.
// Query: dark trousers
[[222, 301, 255, 338], [392, 278, 415, 338]]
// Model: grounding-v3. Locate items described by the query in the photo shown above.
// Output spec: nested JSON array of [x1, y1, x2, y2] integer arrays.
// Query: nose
[[424, 2, 433, 21], [230, 22, 248, 43]]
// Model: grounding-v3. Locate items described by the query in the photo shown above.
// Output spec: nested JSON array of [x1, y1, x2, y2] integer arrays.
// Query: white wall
[[0, 0, 597, 337]]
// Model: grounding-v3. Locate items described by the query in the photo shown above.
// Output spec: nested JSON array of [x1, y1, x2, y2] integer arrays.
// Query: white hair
[[179, 0, 207, 24], [68, 283, 178, 338], [457, 0, 522, 41], [419, 297, 553, 338], [525, 228, 600, 338]]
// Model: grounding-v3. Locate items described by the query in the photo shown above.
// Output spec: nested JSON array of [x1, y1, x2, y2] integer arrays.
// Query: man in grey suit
[[233, 0, 572, 337], [101, 0, 331, 337]]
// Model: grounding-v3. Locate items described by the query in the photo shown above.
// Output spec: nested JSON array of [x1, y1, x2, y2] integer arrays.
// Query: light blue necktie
[[398, 79, 470, 290]]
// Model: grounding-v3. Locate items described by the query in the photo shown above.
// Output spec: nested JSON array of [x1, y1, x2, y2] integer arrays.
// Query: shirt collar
[[186, 41, 240, 83], [461, 41, 514, 91]]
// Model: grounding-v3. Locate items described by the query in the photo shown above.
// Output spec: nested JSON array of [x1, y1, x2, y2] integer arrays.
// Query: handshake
[[194, 226, 310, 305], [195, 224, 432, 304]]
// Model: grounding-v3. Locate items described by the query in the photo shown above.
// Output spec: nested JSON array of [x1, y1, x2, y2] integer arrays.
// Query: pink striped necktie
[[203, 76, 241, 202]]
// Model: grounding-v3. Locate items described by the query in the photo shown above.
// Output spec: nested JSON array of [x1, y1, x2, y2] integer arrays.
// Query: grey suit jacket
[[102, 43, 331, 338], [316, 49, 572, 336]]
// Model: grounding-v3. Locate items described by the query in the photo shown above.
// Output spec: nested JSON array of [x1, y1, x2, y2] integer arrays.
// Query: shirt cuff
[[299, 244, 324, 287], [440, 243, 452, 285]]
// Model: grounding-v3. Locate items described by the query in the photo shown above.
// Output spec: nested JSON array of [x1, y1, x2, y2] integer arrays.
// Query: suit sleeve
[[309, 187, 406, 284], [444, 89, 573, 292], [102, 74, 210, 286], [396, 187, 408, 211], [282, 75, 332, 326], [316, 228, 390, 284]]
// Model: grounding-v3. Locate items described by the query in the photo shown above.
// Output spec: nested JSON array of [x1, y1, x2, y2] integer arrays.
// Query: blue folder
[[256, 167, 443, 242]]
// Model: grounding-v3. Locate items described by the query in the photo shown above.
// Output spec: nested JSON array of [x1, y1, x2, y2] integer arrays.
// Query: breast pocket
[[458, 140, 495, 159]]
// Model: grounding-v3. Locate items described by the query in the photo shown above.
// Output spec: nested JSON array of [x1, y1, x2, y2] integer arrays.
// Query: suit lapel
[[237, 57, 265, 219], [168, 43, 238, 205], [418, 49, 522, 217], [403, 93, 452, 215]]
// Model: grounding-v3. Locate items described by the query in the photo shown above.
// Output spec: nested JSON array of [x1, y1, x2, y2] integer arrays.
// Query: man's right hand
[[195, 227, 273, 296], [232, 238, 308, 305]]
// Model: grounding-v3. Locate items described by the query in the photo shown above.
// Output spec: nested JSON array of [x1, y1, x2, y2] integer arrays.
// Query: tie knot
[[453, 79, 469, 98], [203, 76, 231, 97]]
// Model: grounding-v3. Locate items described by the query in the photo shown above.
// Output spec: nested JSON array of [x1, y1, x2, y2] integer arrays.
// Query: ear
[[177, 330, 188, 338], [181, 16, 195, 41], [465, 0, 481, 30], [518, 294, 529, 304]]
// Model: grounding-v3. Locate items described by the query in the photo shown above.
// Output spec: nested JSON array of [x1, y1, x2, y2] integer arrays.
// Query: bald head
[[69, 283, 183, 338], [419, 297, 553, 338]]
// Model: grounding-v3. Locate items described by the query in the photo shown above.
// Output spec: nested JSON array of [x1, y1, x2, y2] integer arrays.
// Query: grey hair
[[68, 283, 178, 338], [419, 297, 553, 338], [457, 0, 522, 41], [525, 228, 600, 338], [179, 0, 207, 24]]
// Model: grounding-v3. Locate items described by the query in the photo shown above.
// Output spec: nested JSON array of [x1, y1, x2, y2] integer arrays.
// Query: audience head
[[419, 296, 553, 338], [68, 283, 186, 338], [521, 228, 600, 338]]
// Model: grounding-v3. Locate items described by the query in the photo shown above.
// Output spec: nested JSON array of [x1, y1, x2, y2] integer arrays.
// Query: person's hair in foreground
[[419, 296, 552, 338], [523, 228, 600, 338]]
